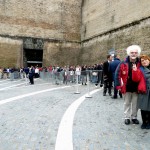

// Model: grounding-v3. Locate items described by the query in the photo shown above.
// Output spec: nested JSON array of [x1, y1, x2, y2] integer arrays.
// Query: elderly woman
[[132, 55, 150, 129]]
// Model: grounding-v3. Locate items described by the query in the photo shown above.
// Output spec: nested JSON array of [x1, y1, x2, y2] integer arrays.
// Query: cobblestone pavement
[[0, 78, 149, 150]]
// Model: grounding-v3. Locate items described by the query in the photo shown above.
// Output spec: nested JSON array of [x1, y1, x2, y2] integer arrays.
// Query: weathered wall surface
[[81, 0, 150, 64], [81, 0, 150, 40], [0, 37, 23, 67], [81, 18, 150, 64], [0, 0, 81, 41], [0, 0, 82, 67], [43, 42, 81, 66], [1, 0, 150, 67]]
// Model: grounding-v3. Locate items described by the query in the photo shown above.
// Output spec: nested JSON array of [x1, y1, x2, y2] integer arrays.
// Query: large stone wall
[[0, 0, 82, 67], [81, 0, 150, 64], [0, 0, 81, 42], [81, 18, 150, 64], [0, 37, 23, 67], [43, 42, 81, 66], [0, 0, 150, 67], [81, 0, 150, 40]]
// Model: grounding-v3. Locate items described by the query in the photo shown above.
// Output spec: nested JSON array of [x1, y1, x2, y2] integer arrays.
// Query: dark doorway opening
[[24, 49, 43, 67]]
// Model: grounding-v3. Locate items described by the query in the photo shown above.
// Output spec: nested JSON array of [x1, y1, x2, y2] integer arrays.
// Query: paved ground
[[0, 78, 149, 150]]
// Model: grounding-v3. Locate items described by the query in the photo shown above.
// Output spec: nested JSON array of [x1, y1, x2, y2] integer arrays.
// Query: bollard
[[85, 71, 92, 98], [74, 74, 80, 94]]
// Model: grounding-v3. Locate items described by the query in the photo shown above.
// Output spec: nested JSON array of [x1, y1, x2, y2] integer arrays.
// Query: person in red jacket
[[115, 45, 142, 125]]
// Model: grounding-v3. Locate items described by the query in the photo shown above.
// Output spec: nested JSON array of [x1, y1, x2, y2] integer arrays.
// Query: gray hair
[[126, 45, 141, 56]]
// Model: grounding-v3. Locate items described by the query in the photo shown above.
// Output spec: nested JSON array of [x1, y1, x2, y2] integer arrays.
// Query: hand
[[132, 64, 137, 71]]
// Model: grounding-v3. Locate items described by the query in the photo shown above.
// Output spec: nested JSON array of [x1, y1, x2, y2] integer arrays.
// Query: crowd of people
[[0, 66, 39, 85], [0, 64, 103, 85], [0, 45, 150, 130]]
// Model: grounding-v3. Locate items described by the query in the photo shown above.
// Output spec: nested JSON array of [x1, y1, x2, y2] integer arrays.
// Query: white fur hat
[[126, 45, 141, 56]]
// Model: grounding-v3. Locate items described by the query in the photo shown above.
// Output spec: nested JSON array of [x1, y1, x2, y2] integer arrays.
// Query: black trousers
[[29, 76, 34, 84], [103, 80, 112, 94], [141, 110, 150, 124], [113, 86, 122, 98]]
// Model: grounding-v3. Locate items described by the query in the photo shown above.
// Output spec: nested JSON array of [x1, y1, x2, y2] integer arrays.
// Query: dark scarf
[[126, 56, 139, 92]]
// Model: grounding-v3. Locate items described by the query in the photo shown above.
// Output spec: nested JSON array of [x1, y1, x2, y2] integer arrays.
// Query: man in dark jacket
[[103, 54, 113, 96], [29, 66, 35, 84], [109, 54, 122, 99]]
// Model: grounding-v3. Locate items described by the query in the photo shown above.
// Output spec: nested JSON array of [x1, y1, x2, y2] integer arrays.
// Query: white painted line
[[0, 80, 23, 85], [11, 83, 54, 90], [55, 88, 101, 150], [0, 86, 70, 105], [0, 79, 10, 82], [0, 82, 26, 91]]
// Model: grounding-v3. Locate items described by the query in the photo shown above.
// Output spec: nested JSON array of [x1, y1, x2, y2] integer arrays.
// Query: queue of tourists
[[0, 44, 150, 130], [0, 64, 104, 85]]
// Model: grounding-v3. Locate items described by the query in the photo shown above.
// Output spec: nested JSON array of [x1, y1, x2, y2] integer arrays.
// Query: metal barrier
[[40, 70, 103, 98], [0, 70, 104, 95], [0, 70, 104, 99], [9, 72, 21, 80], [0, 70, 103, 84], [39, 70, 103, 87], [0, 71, 26, 80]]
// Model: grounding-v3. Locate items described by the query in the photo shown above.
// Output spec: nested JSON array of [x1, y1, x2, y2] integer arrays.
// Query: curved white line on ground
[[55, 88, 101, 150], [13, 83, 52, 89], [0, 82, 26, 91], [0, 86, 70, 105], [0, 78, 40, 91], [0, 80, 19, 85], [0, 79, 10, 82]]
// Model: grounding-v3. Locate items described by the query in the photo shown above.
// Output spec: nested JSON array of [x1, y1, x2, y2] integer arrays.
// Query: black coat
[[103, 61, 112, 82], [103, 61, 109, 76]]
